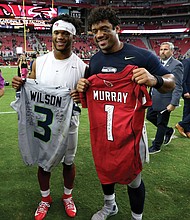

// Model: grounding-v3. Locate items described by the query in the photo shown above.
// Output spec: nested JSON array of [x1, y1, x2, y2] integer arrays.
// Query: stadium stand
[[0, 0, 189, 65]]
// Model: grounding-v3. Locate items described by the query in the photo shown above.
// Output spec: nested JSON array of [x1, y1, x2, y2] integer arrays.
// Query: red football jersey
[[81, 65, 152, 184]]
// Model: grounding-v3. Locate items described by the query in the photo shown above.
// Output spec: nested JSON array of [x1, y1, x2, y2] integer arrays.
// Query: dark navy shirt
[[87, 43, 170, 77]]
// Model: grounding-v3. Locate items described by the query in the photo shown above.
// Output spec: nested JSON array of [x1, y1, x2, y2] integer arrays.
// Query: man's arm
[[132, 68, 175, 93], [0, 87, 4, 97], [158, 74, 175, 93], [182, 58, 190, 95], [28, 60, 36, 79], [170, 62, 183, 106], [12, 60, 37, 90]]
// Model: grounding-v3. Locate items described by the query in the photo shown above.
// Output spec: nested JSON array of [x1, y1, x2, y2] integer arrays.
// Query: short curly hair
[[50, 14, 82, 34], [88, 6, 120, 29]]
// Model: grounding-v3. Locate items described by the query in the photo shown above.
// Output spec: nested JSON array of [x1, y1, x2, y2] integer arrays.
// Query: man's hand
[[12, 76, 25, 90], [70, 89, 80, 103], [132, 68, 157, 87], [132, 68, 175, 93], [184, 92, 190, 98], [77, 78, 90, 93], [167, 104, 176, 112]]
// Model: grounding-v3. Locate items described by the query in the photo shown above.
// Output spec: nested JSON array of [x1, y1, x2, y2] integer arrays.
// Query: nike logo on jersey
[[124, 56, 135, 60]]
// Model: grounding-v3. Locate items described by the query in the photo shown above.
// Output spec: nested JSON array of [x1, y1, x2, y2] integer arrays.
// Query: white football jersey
[[11, 79, 74, 172]]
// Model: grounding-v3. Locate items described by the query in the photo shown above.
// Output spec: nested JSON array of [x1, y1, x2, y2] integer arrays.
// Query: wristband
[[153, 75, 164, 89]]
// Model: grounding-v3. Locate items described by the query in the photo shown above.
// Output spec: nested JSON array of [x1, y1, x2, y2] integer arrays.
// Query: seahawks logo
[[103, 80, 113, 87], [101, 67, 117, 73]]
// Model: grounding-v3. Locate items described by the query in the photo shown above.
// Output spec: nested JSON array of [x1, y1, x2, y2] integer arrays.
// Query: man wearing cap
[[12, 14, 87, 220]]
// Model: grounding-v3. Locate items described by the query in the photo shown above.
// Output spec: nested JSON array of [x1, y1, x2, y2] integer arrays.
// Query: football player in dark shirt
[[77, 6, 175, 220]]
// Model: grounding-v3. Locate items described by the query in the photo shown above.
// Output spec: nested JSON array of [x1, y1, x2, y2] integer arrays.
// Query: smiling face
[[91, 20, 121, 54], [52, 29, 73, 58]]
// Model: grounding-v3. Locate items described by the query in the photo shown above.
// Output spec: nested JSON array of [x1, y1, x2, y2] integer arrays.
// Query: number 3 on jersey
[[105, 104, 114, 141], [34, 105, 53, 142]]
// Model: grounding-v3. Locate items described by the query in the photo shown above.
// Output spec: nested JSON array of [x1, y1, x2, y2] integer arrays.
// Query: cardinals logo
[[54, 22, 59, 27], [103, 80, 113, 87]]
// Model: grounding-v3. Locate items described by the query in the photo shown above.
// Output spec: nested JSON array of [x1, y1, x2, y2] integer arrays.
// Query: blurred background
[[0, 0, 189, 66]]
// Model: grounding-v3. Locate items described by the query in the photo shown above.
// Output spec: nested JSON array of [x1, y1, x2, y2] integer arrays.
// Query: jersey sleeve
[[146, 52, 170, 76]]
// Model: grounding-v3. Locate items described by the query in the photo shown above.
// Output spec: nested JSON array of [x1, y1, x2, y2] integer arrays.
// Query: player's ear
[[115, 25, 120, 34]]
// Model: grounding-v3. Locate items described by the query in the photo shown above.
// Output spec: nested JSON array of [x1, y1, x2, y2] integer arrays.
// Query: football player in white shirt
[[12, 14, 87, 220]]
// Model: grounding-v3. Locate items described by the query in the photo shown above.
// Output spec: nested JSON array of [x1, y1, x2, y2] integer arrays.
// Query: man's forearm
[[157, 74, 175, 93]]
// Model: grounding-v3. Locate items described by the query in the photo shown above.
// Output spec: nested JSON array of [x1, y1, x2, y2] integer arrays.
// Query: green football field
[[0, 67, 190, 220]]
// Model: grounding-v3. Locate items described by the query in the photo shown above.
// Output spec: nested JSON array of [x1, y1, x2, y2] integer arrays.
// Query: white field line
[[0, 111, 16, 114]]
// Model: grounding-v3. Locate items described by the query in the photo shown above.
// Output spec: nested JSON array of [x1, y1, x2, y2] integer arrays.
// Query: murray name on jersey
[[93, 90, 128, 103]]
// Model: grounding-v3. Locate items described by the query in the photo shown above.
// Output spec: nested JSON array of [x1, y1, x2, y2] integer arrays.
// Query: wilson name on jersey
[[11, 79, 74, 172]]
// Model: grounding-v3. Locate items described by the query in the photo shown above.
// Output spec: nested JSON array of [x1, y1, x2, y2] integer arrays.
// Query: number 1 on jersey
[[105, 104, 114, 141]]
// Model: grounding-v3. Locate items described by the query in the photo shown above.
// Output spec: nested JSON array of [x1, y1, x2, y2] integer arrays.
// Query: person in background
[[175, 56, 190, 137], [12, 14, 87, 220], [19, 54, 28, 79], [147, 42, 183, 154], [77, 6, 175, 220], [17, 54, 23, 77], [29, 53, 36, 74], [0, 69, 4, 97], [36, 51, 40, 57], [15, 54, 25, 98]]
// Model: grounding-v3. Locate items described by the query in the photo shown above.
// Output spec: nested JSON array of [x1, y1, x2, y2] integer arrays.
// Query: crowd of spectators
[[0, 31, 189, 66]]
